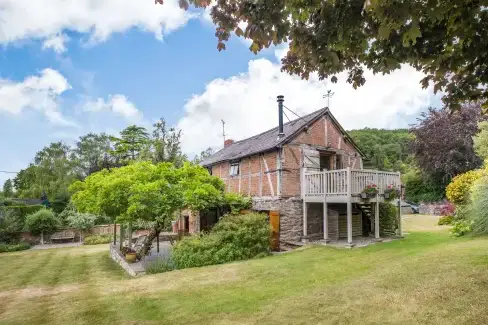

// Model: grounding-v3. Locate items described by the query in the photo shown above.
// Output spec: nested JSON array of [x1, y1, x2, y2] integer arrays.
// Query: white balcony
[[302, 168, 401, 203]]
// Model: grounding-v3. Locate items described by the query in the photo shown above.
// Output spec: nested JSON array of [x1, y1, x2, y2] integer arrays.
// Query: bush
[[446, 170, 483, 206], [379, 203, 397, 236], [84, 234, 112, 245], [451, 219, 472, 237], [467, 176, 488, 235], [24, 209, 60, 244], [439, 202, 455, 217], [0, 242, 31, 253], [172, 213, 271, 269], [438, 215, 454, 225], [144, 257, 175, 274]]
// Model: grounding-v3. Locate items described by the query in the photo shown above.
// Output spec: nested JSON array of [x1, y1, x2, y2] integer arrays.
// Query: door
[[320, 155, 331, 171]]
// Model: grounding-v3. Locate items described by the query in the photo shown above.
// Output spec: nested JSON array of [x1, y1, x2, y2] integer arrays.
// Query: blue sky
[[0, 0, 441, 187]]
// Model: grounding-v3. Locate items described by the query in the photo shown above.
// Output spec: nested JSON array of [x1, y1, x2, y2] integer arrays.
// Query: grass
[[1, 214, 488, 324]]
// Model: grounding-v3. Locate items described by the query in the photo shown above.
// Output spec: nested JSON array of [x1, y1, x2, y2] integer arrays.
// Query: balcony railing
[[302, 168, 401, 202]]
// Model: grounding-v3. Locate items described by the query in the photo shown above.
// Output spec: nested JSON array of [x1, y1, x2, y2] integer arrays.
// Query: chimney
[[224, 139, 234, 147], [277, 95, 285, 138]]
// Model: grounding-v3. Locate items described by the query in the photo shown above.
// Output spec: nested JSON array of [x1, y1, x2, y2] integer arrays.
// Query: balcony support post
[[346, 167, 354, 248], [375, 170, 380, 240]]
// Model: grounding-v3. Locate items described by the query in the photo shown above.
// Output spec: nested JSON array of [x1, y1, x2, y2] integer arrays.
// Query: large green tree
[[2, 179, 14, 198], [348, 128, 413, 171], [159, 0, 488, 110], [151, 118, 187, 166], [70, 161, 224, 256], [73, 133, 115, 176], [111, 125, 150, 161]]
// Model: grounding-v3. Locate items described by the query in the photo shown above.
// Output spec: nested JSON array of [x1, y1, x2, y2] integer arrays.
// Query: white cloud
[[0, 68, 75, 126], [84, 94, 142, 121], [177, 58, 440, 155], [0, 0, 192, 46], [42, 33, 69, 53]]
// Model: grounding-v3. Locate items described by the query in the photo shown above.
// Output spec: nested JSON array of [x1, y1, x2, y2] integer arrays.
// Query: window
[[229, 162, 240, 176]]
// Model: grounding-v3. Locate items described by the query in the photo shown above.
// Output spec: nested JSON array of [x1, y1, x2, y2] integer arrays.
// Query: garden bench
[[50, 230, 76, 243]]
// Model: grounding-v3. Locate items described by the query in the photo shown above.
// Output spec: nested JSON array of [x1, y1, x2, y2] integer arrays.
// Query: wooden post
[[346, 167, 353, 246], [323, 201, 329, 242], [398, 174, 403, 237], [128, 221, 132, 248], [113, 223, 116, 245], [375, 170, 380, 240], [303, 201, 308, 241], [157, 232, 160, 253]]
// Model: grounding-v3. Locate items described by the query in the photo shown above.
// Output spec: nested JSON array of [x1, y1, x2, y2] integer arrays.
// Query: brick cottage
[[180, 96, 402, 247]]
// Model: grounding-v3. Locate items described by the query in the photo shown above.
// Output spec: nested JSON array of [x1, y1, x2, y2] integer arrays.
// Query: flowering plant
[[361, 184, 378, 198], [383, 184, 399, 201]]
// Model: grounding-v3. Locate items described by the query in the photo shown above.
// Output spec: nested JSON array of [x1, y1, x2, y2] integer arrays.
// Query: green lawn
[[1, 215, 488, 325]]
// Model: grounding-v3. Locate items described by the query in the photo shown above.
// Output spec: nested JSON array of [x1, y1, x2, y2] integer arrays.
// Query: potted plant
[[123, 247, 137, 263], [383, 184, 398, 201], [361, 184, 378, 199]]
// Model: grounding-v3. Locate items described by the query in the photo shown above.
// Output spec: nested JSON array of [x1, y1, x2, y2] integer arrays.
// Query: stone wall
[[252, 196, 303, 242], [419, 201, 451, 216], [109, 244, 145, 277]]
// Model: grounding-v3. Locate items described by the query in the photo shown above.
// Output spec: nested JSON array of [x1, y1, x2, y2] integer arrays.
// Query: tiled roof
[[201, 108, 326, 166]]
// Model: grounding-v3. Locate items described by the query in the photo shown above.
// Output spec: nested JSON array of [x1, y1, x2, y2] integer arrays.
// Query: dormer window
[[229, 162, 240, 176]]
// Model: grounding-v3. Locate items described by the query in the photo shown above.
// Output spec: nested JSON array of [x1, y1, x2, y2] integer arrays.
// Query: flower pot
[[384, 192, 390, 199], [367, 192, 377, 198], [125, 252, 137, 263], [361, 193, 369, 199]]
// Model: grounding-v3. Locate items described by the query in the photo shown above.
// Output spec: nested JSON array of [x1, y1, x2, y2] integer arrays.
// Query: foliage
[[192, 147, 215, 165], [67, 213, 97, 234], [14, 142, 81, 200], [473, 121, 488, 161], [383, 185, 398, 202], [223, 193, 252, 215], [23, 209, 59, 236], [438, 215, 454, 226], [446, 169, 483, 206], [70, 161, 225, 256], [172, 213, 271, 269], [439, 202, 456, 218], [450, 219, 473, 237], [111, 125, 150, 161], [402, 168, 444, 203], [379, 203, 397, 236], [467, 175, 488, 236], [73, 133, 115, 177], [362, 184, 378, 195], [0, 209, 24, 243], [0, 242, 30, 253], [143, 256, 175, 274], [348, 128, 412, 171], [2, 179, 14, 198], [83, 234, 112, 245], [410, 105, 485, 187], [160, 0, 488, 110], [150, 118, 187, 167]]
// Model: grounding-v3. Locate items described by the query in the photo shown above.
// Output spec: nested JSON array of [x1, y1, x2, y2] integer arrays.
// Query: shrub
[[446, 170, 483, 206], [438, 215, 454, 225], [379, 203, 397, 236], [467, 175, 488, 235], [84, 234, 112, 245], [172, 213, 271, 269], [439, 202, 456, 217], [144, 257, 175, 274], [24, 209, 60, 244], [0, 242, 31, 253], [451, 219, 473, 237], [223, 193, 252, 214]]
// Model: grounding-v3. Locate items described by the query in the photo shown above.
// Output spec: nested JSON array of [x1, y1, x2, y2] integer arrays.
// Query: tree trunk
[[41, 231, 44, 245], [137, 222, 163, 259]]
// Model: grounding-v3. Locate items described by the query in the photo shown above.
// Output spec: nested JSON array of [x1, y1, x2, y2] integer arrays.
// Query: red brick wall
[[208, 114, 362, 198]]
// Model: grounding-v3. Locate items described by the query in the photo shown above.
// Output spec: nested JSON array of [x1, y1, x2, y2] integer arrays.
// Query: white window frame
[[229, 162, 240, 176]]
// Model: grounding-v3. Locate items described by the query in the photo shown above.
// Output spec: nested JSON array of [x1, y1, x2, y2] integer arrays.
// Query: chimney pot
[[224, 139, 234, 147]]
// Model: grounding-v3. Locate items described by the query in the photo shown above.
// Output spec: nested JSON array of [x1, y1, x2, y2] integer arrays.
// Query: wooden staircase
[[357, 202, 375, 236]]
